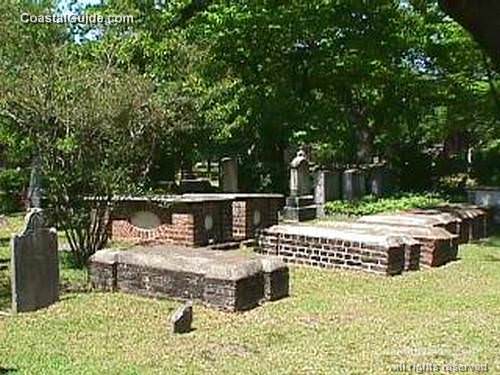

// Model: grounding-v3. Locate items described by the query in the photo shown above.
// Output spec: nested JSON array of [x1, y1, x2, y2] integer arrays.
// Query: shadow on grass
[[0, 368, 18, 374]]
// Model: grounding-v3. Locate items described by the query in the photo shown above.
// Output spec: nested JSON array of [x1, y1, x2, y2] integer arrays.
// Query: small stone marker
[[11, 209, 59, 313], [170, 301, 193, 334]]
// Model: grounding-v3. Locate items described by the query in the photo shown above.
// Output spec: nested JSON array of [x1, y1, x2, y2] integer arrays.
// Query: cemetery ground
[[0, 214, 499, 374]]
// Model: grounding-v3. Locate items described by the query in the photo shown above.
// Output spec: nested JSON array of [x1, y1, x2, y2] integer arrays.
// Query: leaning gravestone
[[11, 209, 59, 313]]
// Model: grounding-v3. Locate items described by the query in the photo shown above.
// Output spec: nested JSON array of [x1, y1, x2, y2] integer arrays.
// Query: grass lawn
[[0, 214, 499, 374]]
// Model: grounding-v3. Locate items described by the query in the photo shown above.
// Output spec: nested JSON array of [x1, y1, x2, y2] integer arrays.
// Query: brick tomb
[[409, 204, 489, 243], [108, 196, 233, 247], [108, 194, 285, 247], [257, 224, 420, 276], [358, 207, 489, 245], [89, 245, 289, 312], [183, 193, 284, 240], [310, 221, 458, 268], [357, 213, 462, 240]]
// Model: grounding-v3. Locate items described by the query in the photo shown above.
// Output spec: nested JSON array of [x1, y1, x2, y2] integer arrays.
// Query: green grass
[[1, 214, 499, 374]]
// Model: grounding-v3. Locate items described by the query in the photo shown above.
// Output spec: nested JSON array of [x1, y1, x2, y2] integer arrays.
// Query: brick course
[[256, 225, 414, 276]]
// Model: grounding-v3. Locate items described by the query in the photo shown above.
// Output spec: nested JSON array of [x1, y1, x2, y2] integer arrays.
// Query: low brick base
[[256, 225, 415, 276], [88, 246, 289, 312]]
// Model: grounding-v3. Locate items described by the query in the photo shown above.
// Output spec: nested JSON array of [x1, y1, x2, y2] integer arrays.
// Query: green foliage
[[0, 1, 173, 266], [0, 168, 28, 213], [69, 1, 499, 192], [324, 193, 447, 217], [472, 140, 500, 186]]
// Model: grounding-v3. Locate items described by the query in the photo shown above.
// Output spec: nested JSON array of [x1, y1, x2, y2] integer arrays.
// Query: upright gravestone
[[11, 209, 59, 313], [283, 150, 316, 222], [220, 157, 238, 193], [289, 150, 310, 196], [343, 169, 357, 201], [26, 156, 43, 209], [369, 164, 386, 197], [314, 170, 342, 218]]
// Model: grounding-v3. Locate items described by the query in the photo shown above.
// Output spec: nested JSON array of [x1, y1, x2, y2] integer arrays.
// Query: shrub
[[324, 193, 447, 217], [0, 168, 28, 213]]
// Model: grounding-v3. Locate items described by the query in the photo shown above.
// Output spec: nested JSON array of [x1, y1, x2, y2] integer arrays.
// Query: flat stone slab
[[358, 206, 490, 245], [89, 246, 289, 312], [357, 212, 461, 236], [257, 224, 414, 276]]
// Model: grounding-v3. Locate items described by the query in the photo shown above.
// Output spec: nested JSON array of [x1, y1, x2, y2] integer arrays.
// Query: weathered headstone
[[343, 169, 363, 201], [170, 301, 193, 334], [358, 168, 367, 197], [283, 150, 316, 222], [220, 157, 238, 193], [11, 209, 59, 313], [26, 156, 43, 209], [289, 150, 310, 196], [314, 170, 341, 218], [369, 164, 386, 197]]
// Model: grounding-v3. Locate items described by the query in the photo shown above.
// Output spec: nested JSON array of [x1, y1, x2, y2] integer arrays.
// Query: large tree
[[0, 1, 171, 265]]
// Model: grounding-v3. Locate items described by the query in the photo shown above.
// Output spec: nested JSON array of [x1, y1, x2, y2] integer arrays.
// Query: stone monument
[[11, 209, 59, 313], [220, 157, 238, 193], [368, 163, 387, 197], [343, 168, 364, 201], [283, 150, 316, 222], [314, 169, 342, 218], [26, 156, 43, 209]]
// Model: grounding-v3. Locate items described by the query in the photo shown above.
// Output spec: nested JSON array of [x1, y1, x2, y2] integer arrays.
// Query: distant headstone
[[369, 164, 386, 197], [314, 170, 341, 218], [11, 209, 59, 313], [290, 150, 310, 196], [358, 168, 367, 197], [283, 150, 316, 222], [343, 169, 363, 201], [220, 158, 238, 193], [170, 301, 193, 334], [26, 156, 43, 209]]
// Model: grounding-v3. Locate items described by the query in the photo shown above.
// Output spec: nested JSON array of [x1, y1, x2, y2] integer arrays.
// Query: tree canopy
[[0, 0, 498, 261]]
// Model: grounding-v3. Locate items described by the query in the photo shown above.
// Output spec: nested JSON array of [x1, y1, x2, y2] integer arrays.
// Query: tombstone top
[[20, 208, 45, 236], [290, 150, 308, 168]]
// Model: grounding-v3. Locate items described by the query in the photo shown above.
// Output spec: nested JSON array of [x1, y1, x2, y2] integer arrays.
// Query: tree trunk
[[439, 0, 500, 69]]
